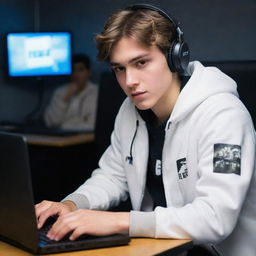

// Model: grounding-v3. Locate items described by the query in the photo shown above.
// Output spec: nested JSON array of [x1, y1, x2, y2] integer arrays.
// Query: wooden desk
[[0, 238, 192, 256], [23, 133, 95, 147]]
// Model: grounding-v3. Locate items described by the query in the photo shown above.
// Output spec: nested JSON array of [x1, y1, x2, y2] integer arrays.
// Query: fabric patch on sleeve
[[176, 158, 188, 180], [213, 143, 241, 175]]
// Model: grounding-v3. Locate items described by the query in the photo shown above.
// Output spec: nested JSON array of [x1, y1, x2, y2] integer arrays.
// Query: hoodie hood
[[169, 61, 238, 123]]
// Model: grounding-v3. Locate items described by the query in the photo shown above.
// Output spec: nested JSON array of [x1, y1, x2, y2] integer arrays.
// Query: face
[[71, 62, 90, 86], [110, 37, 179, 119]]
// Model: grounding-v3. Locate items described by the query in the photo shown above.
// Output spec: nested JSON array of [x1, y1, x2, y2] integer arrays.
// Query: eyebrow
[[110, 54, 149, 67]]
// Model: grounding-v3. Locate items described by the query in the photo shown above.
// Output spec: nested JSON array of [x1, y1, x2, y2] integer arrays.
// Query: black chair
[[187, 244, 220, 256], [94, 71, 126, 162], [94, 71, 130, 211]]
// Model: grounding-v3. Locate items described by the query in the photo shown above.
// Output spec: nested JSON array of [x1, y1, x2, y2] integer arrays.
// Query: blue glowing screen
[[7, 32, 72, 77]]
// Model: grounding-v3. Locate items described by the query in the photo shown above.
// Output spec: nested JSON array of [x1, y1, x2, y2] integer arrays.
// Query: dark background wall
[[0, 0, 256, 123]]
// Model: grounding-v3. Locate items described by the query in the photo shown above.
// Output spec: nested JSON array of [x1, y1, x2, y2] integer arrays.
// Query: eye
[[136, 60, 147, 68], [112, 66, 125, 74]]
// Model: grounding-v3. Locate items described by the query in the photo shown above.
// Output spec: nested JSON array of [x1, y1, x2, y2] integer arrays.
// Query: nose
[[125, 68, 139, 88]]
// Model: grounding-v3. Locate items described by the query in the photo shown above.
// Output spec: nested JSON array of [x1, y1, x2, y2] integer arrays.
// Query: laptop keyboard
[[38, 224, 93, 247], [36, 216, 129, 252], [39, 225, 55, 246]]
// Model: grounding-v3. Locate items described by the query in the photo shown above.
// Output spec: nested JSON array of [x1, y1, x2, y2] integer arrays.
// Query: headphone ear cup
[[168, 41, 190, 73]]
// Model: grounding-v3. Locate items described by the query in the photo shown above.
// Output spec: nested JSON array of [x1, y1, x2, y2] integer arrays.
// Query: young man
[[36, 4, 256, 256], [44, 54, 98, 130]]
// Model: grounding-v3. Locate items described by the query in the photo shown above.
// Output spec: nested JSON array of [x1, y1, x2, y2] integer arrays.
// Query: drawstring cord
[[126, 120, 139, 165]]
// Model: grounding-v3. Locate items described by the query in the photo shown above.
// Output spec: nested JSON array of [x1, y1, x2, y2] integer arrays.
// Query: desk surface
[[0, 238, 192, 256], [23, 133, 95, 147]]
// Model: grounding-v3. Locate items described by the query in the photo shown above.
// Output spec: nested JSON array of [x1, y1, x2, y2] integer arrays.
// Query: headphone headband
[[125, 3, 190, 74], [126, 4, 183, 42], [127, 4, 178, 28]]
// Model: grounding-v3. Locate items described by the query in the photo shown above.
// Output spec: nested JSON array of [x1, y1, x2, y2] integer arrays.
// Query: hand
[[35, 200, 77, 229], [47, 209, 130, 241], [63, 82, 80, 102]]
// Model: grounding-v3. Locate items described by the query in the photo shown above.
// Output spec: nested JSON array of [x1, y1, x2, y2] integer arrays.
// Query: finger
[[47, 214, 76, 241], [37, 202, 60, 229], [35, 201, 54, 228], [35, 200, 51, 217], [69, 226, 88, 241], [37, 210, 54, 229]]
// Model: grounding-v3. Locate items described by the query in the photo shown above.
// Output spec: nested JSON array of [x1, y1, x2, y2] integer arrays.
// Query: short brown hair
[[95, 8, 176, 62]]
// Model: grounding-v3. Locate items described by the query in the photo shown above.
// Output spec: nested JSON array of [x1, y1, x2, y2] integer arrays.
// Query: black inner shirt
[[137, 75, 190, 208], [138, 109, 167, 208]]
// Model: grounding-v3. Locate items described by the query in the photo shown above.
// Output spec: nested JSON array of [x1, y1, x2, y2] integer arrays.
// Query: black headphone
[[126, 4, 190, 74]]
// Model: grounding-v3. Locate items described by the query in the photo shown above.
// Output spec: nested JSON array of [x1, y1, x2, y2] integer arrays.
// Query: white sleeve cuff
[[62, 193, 90, 209], [129, 211, 156, 237]]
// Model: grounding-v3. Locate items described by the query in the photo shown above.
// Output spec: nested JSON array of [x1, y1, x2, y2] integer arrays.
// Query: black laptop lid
[[0, 132, 130, 254], [0, 132, 39, 252]]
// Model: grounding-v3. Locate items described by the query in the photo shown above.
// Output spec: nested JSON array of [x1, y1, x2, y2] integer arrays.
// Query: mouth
[[131, 91, 146, 98]]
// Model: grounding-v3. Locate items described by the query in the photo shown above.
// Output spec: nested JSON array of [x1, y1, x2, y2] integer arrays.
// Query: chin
[[134, 103, 151, 111]]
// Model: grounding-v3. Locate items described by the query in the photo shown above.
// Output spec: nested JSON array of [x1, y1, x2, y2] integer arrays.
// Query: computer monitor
[[6, 32, 72, 77]]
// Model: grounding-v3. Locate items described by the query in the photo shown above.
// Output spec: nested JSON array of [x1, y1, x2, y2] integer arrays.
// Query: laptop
[[0, 131, 130, 254]]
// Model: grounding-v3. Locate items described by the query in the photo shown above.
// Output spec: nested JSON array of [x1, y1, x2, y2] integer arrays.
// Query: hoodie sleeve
[[62, 100, 130, 210], [44, 86, 69, 127], [130, 94, 256, 244]]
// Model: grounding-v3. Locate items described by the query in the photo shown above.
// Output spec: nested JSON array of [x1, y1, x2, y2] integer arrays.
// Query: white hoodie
[[44, 81, 98, 130], [64, 61, 256, 256]]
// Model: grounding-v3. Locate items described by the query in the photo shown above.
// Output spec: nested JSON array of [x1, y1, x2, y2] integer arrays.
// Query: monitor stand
[[25, 76, 45, 125]]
